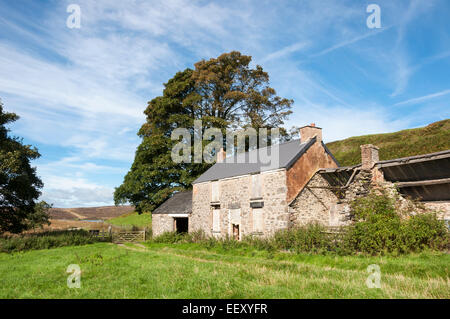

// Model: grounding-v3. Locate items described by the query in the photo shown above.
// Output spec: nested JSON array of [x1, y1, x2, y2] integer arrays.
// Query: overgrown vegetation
[[0, 230, 110, 253], [346, 191, 449, 254], [326, 119, 450, 166], [152, 192, 449, 256]]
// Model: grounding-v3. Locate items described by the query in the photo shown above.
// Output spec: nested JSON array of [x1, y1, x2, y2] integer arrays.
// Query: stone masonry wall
[[289, 169, 383, 227], [191, 169, 288, 238], [289, 167, 448, 228], [152, 214, 174, 237], [423, 201, 450, 220], [260, 170, 290, 236], [190, 181, 212, 236], [289, 173, 344, 227]]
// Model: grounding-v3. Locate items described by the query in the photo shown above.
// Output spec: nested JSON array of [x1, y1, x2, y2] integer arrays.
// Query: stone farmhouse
[[152, 124, 450, 239], [153, 124, 338, 238]]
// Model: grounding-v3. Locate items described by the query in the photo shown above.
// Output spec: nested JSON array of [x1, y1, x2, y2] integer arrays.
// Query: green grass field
[[106, 212, 152, 228], [0, 242, 448, 298]]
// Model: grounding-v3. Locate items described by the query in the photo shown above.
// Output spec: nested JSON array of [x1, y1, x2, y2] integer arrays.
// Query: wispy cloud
[[0, 0, 448, 207], [390, 0, 437, 96], [395, 89, 450, 106], [261, 42, 309, 63], [311, 27, 391, 58]]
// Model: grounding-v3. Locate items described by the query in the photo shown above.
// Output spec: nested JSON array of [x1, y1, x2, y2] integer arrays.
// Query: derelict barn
[[292, 145, 450, 228]]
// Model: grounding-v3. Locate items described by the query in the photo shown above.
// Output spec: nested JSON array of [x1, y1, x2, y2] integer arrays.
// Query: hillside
[[49, 205, 134, 221], [326, 119, 450, 167], [46, 205, 135, 231]]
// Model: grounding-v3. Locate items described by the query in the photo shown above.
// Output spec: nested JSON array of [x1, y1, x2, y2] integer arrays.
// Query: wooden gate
[[112, 230, 146, 243]]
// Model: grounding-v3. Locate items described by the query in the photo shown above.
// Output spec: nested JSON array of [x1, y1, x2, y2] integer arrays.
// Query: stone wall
[[260, 170, 290, 236], [190, 182, 212, 235], [289, 173, 345, 227], [423, 201, 450, 220], [289, 169, 385, 227], [289, 167, 450, 228], [191, 169, 288, 238], [152, 214, 175, 237]]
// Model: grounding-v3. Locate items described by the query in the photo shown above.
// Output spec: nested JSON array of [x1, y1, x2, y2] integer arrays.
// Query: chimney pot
[[299, 124, 322, 143]]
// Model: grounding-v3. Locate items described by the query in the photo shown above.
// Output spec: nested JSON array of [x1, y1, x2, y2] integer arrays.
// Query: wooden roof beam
[[396, 177, 450, 188]]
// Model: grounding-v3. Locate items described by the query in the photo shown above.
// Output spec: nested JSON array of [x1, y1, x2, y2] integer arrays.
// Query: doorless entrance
[[174, 217, 188, 233], [232, 224, 240, 240]]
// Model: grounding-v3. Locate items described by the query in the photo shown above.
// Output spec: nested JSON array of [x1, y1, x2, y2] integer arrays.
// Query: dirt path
[[116, 243, 147, 252], [115, 243, 235, 264], [66, 209, 87, 220]]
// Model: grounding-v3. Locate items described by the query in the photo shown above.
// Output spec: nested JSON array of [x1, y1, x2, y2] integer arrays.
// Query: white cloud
[[42, 186, 114, 208], [289, 103, 409, 143], [1, 0, 446, 208], [395, 89, 450, 106], [389, 0, 437, 96], [36, 158, 123, 207], [261, 42, 309, 63], [310, 27, 391, 58]]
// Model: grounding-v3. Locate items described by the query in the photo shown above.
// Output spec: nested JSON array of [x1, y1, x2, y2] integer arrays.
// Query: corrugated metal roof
[[378, 151, 450, 201], [318, 149, 450, 201], [193, 137, 317, 184], [152, 191, 192, 214]]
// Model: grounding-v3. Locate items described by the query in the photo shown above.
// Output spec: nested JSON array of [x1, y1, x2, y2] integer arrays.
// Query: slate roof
[[152, 191, 192, 214], [193, 137, 335, 184]]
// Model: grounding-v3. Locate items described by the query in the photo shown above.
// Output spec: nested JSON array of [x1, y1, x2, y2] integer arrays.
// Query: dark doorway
[[232, 224, 240, 240], [174, 217, 188, 233]]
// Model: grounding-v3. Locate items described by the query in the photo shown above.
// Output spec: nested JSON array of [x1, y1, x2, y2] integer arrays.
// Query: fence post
[[108, 226, 112, 241], [144, 227, 147, 241]]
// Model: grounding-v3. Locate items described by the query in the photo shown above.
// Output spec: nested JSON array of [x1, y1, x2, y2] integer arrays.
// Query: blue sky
[[0, 0, 449, 207]]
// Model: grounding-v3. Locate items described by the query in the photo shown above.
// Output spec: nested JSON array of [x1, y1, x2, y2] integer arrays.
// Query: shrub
[[346, 190, 449, 254], [152, 231, 185, 244], [400, 213, 449, 252], [145, 227, 153, 240], [270, 223, 331, 253], [0, 230, 110, 253]]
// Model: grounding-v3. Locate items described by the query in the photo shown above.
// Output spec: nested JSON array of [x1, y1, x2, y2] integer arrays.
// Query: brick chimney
[[216, 148, 226, 163], [360, 144, 379, 170], [300, 123, 322, 143]]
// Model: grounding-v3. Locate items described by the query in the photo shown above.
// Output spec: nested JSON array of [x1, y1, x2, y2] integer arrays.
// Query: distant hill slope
[[49, 206, 134, 221], [326, 119, 450, 167]]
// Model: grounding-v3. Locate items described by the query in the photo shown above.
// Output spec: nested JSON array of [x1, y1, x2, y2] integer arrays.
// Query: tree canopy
[[115, 51, 294, 213], [0, 99, 45, 233]]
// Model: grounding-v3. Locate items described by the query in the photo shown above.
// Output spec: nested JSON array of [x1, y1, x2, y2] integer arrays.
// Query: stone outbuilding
[[152, 191, 192, 237]]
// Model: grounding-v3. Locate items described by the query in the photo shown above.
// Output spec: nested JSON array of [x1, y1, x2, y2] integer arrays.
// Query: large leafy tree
[[114, 69, 208, 213], [115, 52, 293, 213], [0, 100, 44, 233], [192, 51, 292, 133]]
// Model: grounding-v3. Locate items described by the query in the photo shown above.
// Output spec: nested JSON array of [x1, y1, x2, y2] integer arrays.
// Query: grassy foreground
[[0, 242, 448, 298]]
